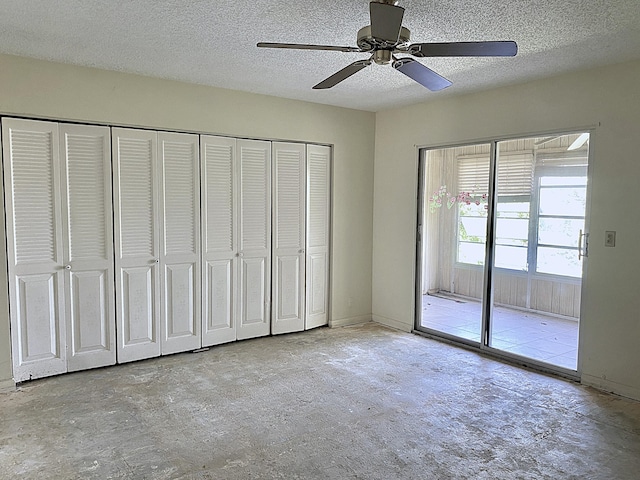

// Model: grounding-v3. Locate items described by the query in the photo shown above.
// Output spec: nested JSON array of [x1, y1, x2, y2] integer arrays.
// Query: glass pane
[[491, 134, 584, 372], [496, 218, 528, 245], [496, 201, 530, 217], [539, 187, 586, 216], [459, 217, 487, 242], [420, 143, 490, 345], [537, 246, 582, 277], [459, 202, 487, 216], [495, 245, 527, 271], [538, 218, 584, 248], [458, 242, 485, 265]]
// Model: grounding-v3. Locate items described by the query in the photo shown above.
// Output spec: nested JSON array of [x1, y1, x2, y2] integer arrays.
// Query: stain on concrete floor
[[1, 322, 639, 479]]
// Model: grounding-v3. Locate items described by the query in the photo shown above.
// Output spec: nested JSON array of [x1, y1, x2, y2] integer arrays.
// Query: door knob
[[64, 264, 71, 270]]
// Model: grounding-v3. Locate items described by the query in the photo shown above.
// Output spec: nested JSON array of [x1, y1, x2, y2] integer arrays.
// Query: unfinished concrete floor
[[1, 323, 640, 479]]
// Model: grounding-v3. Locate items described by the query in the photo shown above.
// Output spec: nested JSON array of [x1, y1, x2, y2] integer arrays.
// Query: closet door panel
[[201, 136, 238, 346], [240, 256, 266, 325], [237, 139, 271, 340], [158, 132, 201, 354], [306, 144, 331, 329], [164, 264, 195, 339], [121, 266, 155, 344], [68, 271, 109, 355], [13, 273, 64, 380], [112, 128, 160, 363], [2, 119, 66, 381], [206, 259, 234, 333], [307, 252, 328, 317], [60, 124, 115, 372], [272, 142, 305, 334]]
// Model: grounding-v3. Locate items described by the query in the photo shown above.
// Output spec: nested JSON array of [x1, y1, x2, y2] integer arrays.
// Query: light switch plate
[[605, 231, 616, 247]]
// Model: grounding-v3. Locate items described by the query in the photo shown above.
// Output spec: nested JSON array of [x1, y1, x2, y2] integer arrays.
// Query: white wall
[[0, 53, 376, 385], [373, 60, 640, 401]]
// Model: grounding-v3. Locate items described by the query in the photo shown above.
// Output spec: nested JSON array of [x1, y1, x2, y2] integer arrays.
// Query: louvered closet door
[[60, 124, 116, 372], [2, 118, 66, 381], [201, 135, 238, 346], [237, 139, 272, 340], [306, 144, 331, 329], [112, 128, 161, 363], [272, 142, 306, 334], [158, 132, 201, 354]]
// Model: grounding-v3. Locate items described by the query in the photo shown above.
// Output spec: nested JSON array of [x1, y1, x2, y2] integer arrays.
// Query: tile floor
[[421, 293, 579, 370]]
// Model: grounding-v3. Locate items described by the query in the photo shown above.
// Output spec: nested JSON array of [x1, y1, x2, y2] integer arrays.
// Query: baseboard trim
[[330, 314, 372, 328], [0, 378, 15, 393], [581, 373, 640, 402], [372, 314, 412, 333]]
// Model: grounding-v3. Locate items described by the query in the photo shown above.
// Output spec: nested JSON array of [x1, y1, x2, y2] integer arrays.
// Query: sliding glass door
[[419, 143, 491, 343], [417, 133, 590, 371]]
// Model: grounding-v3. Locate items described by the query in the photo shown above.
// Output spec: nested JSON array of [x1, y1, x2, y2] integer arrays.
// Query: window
[[457, 197, 531, 270], [495, 198, 529, 271], [458, 201, 487, 265], [535, 173, 587, 277], [455, 151, 533, 270], [454, 143, 587, 279]]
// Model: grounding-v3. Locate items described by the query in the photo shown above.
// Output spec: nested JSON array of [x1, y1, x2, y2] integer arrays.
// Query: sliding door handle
[[578, 230, 589, 259]]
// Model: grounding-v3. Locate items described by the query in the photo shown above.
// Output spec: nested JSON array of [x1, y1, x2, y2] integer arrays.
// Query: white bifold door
[[2, 118, 116, 381], [113, 128, 200, 363], [201, 136, 272, 346], [272, 142, 306, 334], [305, 144, 331, 330], [271, 142, 331, 334], [158, 132, 201, 354]]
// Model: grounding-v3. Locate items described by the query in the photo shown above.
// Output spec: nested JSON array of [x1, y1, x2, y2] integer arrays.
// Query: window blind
[[535, 151, 588, 167], [457, 152, 534, 197]]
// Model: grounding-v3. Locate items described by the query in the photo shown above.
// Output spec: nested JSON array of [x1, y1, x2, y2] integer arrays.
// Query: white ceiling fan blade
[[568, 133, 590, 151]]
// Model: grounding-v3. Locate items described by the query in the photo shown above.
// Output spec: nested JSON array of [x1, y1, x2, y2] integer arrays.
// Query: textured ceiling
[[0, 0, 639, 112]]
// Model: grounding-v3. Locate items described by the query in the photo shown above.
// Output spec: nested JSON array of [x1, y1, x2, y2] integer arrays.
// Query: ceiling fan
[[257, 0, 518, 91]]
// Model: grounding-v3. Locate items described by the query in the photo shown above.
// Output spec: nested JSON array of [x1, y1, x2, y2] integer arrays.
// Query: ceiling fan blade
[[257, 42, 361, 53], [370, 2, 405, 45], [393, 58, 452, 91], [313, 59, 372, 89], [410, 41, 518, 57], [568, 133, 589, 151]]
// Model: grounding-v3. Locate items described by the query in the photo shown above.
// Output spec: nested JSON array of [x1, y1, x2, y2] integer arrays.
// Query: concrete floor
[[1, 323, 639, 479]]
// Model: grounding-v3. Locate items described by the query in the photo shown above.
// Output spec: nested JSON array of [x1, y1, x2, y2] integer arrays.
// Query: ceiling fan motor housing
[[357, 25, 411, 61]]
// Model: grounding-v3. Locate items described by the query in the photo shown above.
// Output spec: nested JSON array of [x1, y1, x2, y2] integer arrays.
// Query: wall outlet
[[605, 231, 616, 247]]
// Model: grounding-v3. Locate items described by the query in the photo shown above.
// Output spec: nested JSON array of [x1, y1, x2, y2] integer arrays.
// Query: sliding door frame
[[414, 129, 596, 380]]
